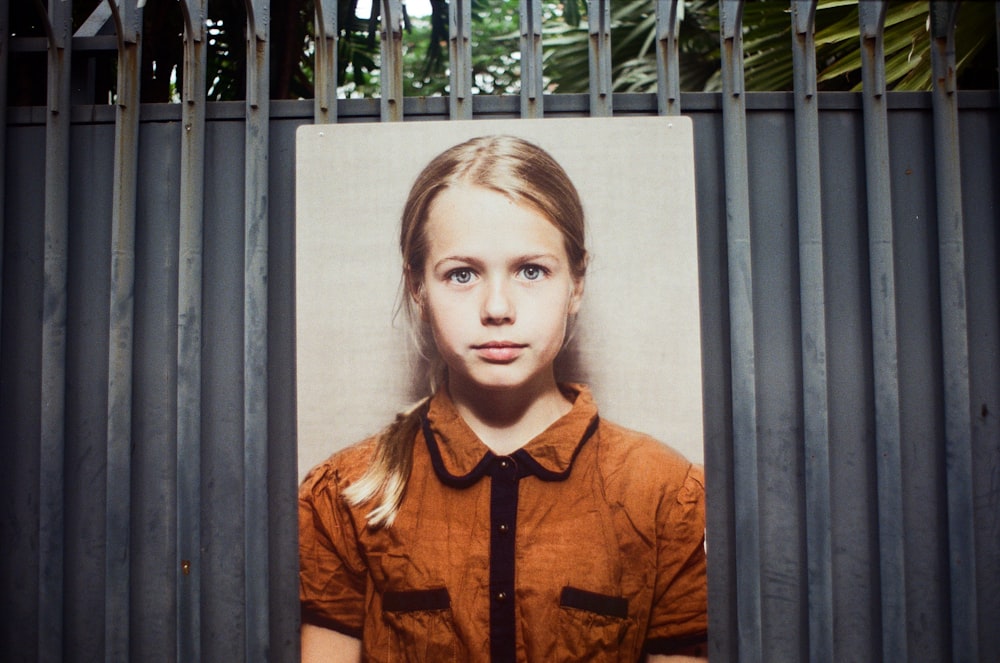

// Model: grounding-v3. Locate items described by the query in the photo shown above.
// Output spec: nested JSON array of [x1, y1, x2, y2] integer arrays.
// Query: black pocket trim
[[383, 588, 451, 613], [559, 586, 628, 619]]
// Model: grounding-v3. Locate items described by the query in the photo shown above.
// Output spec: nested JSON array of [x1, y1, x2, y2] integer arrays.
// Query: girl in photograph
[[299, 135, 708, 662]]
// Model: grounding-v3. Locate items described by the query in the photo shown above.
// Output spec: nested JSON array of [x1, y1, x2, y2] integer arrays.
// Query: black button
[[498, 523, 509, 534], [498, 458, 510, 470], [495, 591, 508, 602]]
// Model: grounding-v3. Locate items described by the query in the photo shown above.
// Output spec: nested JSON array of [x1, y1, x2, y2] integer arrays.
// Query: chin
[[467, 371, 547, 395]]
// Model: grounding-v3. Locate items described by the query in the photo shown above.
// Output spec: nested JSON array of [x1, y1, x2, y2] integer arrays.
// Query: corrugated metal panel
[[1, 2, 998, 662]]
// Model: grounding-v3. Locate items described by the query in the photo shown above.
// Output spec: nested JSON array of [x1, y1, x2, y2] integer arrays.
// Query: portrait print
[[295, 117, 703, 480]]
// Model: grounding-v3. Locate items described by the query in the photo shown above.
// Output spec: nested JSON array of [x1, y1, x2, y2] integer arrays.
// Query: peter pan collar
[[422, 384, 600, 488]]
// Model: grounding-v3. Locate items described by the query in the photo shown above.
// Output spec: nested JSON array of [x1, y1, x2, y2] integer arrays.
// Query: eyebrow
[[433, 253, 560, 271]]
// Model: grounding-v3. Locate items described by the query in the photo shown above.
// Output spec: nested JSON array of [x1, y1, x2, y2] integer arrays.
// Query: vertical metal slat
[[243, 1, 271, 661], [929, 3, 979, 661], [858, 4, 907, 660], [720, 2, 762, 661], [0, 0, 7, 343], [588, 0, 612, 117], [38, 0, 72, 659], [449, 0, 472, 119], [380, 0, 403, 122], [655, 0, 682, 116], [314, 0, 338, 124], [177, 2, 208, 661], [790, 2, 833, 662], [105, 0, 143, 659], [519, 0, 543, 118]]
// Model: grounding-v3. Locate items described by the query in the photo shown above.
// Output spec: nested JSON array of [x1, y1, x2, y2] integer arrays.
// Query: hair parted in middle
[[344, 134, 589, 528]]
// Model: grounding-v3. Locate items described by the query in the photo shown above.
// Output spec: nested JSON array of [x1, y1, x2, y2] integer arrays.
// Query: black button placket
[[422, 413, 601, 663], [489, 455, 519, 663]]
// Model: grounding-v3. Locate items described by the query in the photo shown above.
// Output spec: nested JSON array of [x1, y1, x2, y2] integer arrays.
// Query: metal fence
[[1, 1, 998, 661]]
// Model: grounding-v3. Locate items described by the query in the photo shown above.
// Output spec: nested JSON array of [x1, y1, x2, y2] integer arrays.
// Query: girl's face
[[415, 183, 583, 400]]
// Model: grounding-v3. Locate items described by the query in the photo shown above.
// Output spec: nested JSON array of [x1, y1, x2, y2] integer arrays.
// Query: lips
[[473, 341, 526, 362]]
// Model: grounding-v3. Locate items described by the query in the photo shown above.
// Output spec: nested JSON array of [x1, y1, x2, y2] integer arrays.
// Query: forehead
[[424, 184, 566, 255]]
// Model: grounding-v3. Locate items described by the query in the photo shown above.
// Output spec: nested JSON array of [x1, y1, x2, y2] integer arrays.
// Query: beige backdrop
[[296, 117, 703, 480]]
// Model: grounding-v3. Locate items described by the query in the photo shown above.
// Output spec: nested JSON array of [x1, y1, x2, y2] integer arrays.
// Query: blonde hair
[[344, 135, 587, 528]]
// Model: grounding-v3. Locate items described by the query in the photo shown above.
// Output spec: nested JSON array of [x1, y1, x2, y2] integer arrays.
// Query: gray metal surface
[[177, 2, 207, 661], [449, 0, 472, 119], [858, 4, 908, 661], [380, 0, 404, 121], [719, 3, 763, 661], [38, 2, 71, 661], [2, 3, 999, 663], [656, 0, 682, 115], [0, 0, 7, 344], [243, 2, 271, 661], [930, 3, 978, 661], [588, 0, 612, 116], [104, 1, 143, 660], [790, 3, 833, 662], [519, 0, 543, 117], [314, 0, 338, 124]]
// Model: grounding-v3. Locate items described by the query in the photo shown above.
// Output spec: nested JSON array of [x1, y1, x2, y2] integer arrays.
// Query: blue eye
[[448, 268, 475, 284], [520, 265, 545, 281]]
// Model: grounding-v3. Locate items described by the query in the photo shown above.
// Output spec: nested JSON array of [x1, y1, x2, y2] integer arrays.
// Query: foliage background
[[5, 0, 998, 106]]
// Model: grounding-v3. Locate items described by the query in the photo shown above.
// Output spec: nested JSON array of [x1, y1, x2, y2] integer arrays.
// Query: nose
[[481, 278, 515, 325]]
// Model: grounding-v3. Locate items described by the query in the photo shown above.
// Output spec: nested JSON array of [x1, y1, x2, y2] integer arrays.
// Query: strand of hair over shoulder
[[342, 397, 431, 528]]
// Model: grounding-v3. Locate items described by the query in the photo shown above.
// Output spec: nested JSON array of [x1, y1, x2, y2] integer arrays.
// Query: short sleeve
[[298, 456, 369, 638], [644, 463, 708, 657]]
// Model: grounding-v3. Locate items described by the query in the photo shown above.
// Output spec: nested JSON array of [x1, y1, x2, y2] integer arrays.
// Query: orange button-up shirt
[[299, 385, 707, 662]]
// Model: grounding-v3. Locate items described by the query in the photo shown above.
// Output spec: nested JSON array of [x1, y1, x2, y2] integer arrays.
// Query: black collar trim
[[422, 414, 600, 488]]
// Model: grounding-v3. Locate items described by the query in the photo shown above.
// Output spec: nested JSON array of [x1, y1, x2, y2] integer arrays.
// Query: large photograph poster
[[295, 117, 703, 480]]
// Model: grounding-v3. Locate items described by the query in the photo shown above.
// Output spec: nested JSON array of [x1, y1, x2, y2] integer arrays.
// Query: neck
[[447, 376, 573, 456]]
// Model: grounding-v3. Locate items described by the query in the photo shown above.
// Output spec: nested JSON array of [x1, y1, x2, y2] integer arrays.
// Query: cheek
[[531, 296, 572, 341], [424, 298, 468, 345]]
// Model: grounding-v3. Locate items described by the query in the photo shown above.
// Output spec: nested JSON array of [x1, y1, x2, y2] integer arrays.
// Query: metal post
[[858, 3, 907, 661], [105, 1, 143, 659], [655, 0, 682, 116], [790, 2, 833, 661], [243, 1, 270, 660], [719, 2, 761, 661], [588, 0, 612, 116], [449, 0, 472, 119], [315, 0, 338, 123], [929, 3, 979, 661], [519, 0, 543, 118], [38, 0, 72, 659], [177, 1, 207, 661], [380, 0, 404, 122]]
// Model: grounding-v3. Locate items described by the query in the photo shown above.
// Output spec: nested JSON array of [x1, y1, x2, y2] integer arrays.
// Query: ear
[[567, 277, 585, 316]]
